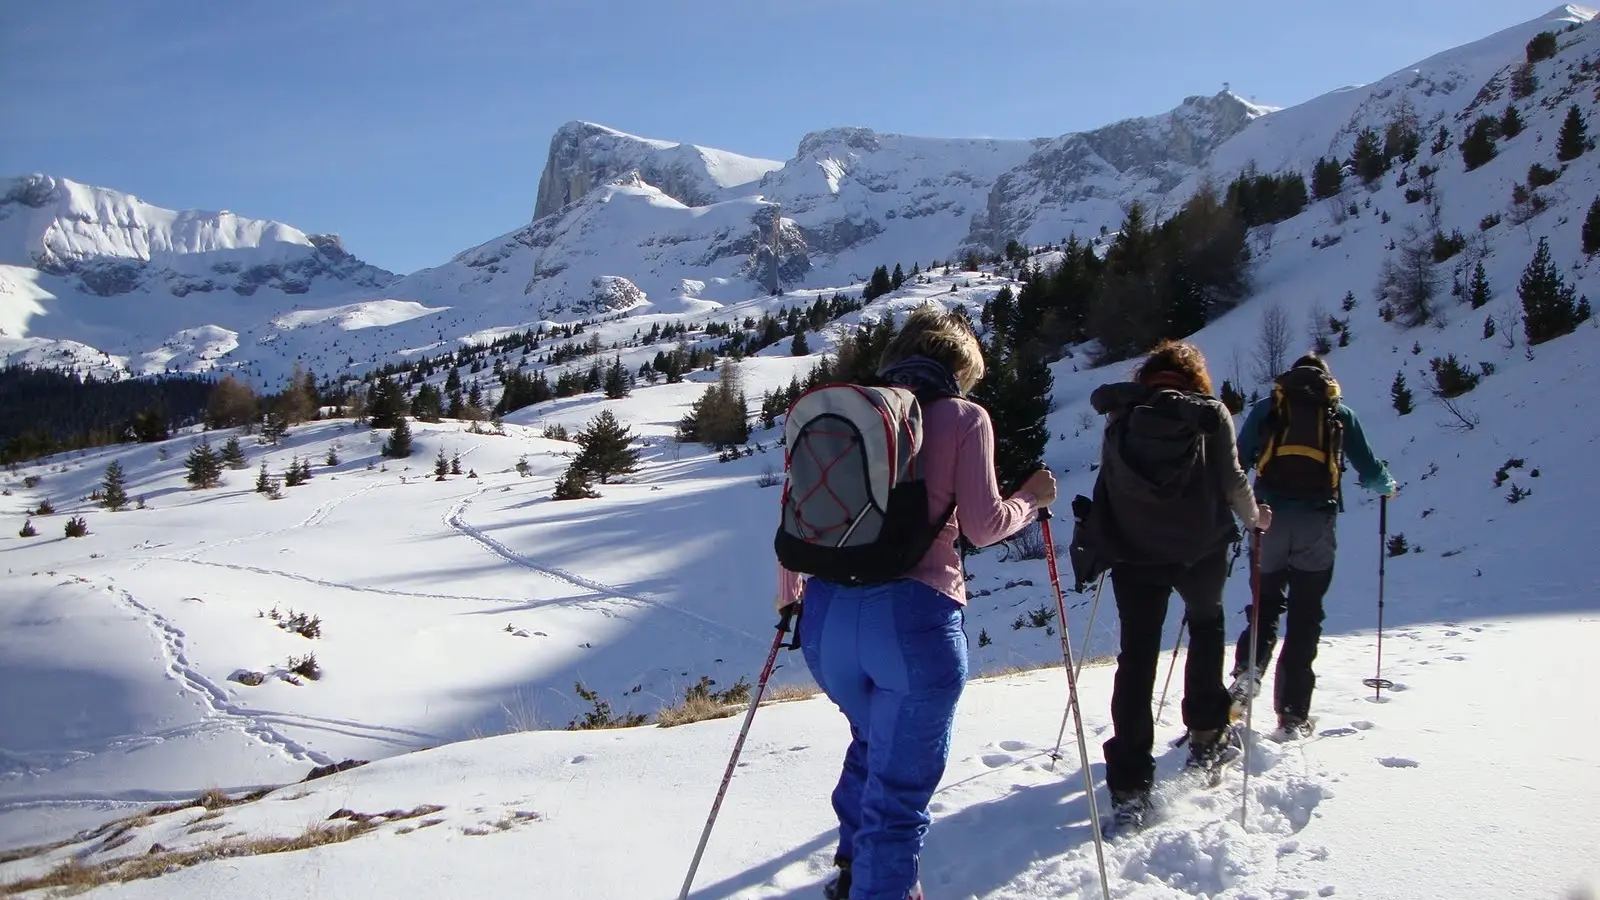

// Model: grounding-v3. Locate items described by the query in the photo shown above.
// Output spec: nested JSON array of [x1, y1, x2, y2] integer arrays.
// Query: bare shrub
[[1254, 301, 1292, 381]]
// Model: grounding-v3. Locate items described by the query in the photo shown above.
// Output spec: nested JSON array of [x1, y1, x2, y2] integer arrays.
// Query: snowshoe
[[1227, 667, 1264, 720], [1272, 714, 1316, 742], [822, 859, 850, 899], [1102, 789, 1151, 839], [1183, 725, 1243, 787]]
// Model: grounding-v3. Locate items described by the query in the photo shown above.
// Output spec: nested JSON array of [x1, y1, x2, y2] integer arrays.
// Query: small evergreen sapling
[[382, 418, 413, 458], [1391, 371, 1414, 415], [221, 437, 248, 469], [184, 439, 223, 489], [100, 460, 128, 511], [1557, 104, 1588, 163], [1583, 196, 1600, 255], [1468, 262, 1491, 309]]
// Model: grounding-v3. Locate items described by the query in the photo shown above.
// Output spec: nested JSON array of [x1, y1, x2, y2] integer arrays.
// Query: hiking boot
[[1104, 788, 1151, 837], [821, 859, 850, 899], [1184, 728, 1230, 771], [1228, 666, 1264, 705], [1277, 714, 1314, 740]]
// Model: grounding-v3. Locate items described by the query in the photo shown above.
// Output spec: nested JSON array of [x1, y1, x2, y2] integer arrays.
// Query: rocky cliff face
[[517, 97, 1267, 293], [963, 92, 1267, 253], [532, 122, 783, 221]]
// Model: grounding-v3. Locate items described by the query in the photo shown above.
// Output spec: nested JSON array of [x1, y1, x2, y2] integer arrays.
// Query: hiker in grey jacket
[[1086, 339, 1271, 835]]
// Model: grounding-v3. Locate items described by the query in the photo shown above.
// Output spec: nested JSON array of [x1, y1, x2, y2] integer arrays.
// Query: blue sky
[[0, 0, 1565, 274]]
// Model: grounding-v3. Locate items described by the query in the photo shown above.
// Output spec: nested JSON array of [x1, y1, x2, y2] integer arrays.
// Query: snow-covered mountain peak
[[532, 120, 784, 221], [0, 173, 394, 291]]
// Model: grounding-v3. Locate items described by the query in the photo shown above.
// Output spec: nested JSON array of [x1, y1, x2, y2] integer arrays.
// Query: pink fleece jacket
[[777, 397, 1039, 606]]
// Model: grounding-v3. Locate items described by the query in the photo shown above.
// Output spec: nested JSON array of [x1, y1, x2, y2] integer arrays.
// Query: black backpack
[[1254, 366, 1345, 506], [1089, 389, 1227, 568]]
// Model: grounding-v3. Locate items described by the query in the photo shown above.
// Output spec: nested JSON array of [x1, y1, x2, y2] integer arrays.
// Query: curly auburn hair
[[1134, 339, 1215, 396]]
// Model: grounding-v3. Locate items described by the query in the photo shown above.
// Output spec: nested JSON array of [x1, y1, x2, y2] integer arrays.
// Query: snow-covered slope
[[3, 235, 1599, 895]]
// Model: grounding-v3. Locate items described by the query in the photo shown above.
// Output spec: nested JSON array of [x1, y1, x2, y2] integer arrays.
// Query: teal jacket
[[1236, 398, 1395, 511]]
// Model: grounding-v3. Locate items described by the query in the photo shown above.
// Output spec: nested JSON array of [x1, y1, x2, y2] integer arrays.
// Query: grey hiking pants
[[1234, 506, 1337, 720]]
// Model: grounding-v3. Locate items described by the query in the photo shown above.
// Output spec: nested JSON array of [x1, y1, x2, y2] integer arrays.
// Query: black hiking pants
[[1102, 547, 1231, 797], [1233, 507, 1337, 721]]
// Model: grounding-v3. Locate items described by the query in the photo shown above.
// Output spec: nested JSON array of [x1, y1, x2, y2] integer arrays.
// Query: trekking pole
[[677, 606, 799, 900], [1240, 528, 1264, 829], [1047, 570, 1105, 771], [1362, 494, 1394, 699], [1153, 618, 1187, 726], [1039, 508, 1111, 900]]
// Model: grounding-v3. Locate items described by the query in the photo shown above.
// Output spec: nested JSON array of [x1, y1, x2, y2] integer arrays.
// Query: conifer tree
[[1460, 116, 1499, 171], [790, 328, 810, 356], [1220, 379, 1246, 414], [1468, 261, 1491, 309], [603, 355, 631, 399], [101, 460, 128, 511], [435, 448, 449, 480], [450, 452, 462, 476], [260, 411, 289, 446], [1521, 237, 1590, 345], [255, 459, 273, 493], [1311, 156, 1343, 199], [1584, 196, 1600, 255], [383, 416, 414, 458], [367, 377, 406, 429], [1500, 104, 1525, 139], [551, 462, 599, 500], [572, 410, 641, 484], [1391, 371, 1414, 416], [184, 438, 223, 489], [411, 383, 444, 422], [1352, 128, 1386, 184], [1558, 104, 1588, 162], [221, 436, 248, 469], [891, 263, 905, 289]]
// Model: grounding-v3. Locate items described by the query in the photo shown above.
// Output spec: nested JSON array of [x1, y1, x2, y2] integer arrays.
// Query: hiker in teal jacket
[[1229, 353, 1395, 737]]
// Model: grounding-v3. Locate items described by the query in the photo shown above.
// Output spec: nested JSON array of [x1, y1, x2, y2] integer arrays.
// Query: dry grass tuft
[[656, 693, 741, 729], [762, 683, 822, 704], [972, 654, 1116, 682], [0, 822, 374, 895], [0, 799, 448, 896]]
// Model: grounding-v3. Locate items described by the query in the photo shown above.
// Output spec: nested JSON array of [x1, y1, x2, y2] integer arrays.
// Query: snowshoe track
[[446, 491, 760, 644], [110, 584, 336, 767]]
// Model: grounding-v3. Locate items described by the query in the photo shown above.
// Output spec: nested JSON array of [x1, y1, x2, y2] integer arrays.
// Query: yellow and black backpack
[[1255, 365, 1345, 507]]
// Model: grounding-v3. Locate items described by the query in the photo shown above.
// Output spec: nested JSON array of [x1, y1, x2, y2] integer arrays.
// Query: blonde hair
[[879, 303, 986, 392], [1135, 339, 1215, 396]]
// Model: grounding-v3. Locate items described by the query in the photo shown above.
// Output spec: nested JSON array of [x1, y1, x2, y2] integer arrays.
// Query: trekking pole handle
[[777, 603, 800, 649], [1379, 493, 1387, 535]]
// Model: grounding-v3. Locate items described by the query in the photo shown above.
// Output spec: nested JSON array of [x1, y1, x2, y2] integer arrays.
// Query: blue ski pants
[[799, 577, 967, 900]]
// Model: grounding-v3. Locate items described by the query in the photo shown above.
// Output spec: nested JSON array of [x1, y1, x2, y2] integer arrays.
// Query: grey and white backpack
[[774, 383, 954, 585]]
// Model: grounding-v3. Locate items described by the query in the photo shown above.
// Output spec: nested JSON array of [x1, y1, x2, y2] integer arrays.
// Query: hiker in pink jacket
[[775, 304, 1057, 900]]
